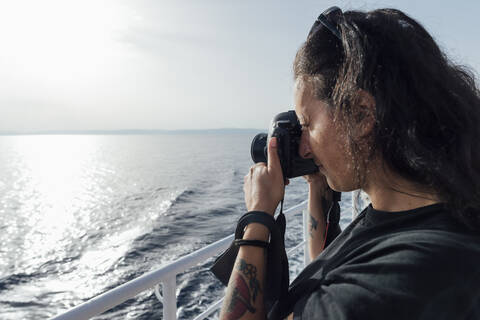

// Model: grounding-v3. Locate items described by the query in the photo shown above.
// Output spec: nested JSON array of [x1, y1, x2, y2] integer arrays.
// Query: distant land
[[0, 128, 263, 136]]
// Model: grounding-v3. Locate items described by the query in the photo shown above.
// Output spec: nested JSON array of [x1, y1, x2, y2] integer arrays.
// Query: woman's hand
[[244, 137, 285, 216], [304, 172, 330, 198]]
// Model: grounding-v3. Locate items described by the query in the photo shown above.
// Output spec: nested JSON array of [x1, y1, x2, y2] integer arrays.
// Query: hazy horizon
[[1, 0, 480, 132], [0, 127, 264, 135]]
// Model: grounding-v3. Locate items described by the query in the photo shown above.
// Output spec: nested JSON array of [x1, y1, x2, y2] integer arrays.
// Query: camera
[[250, 110, 319, 179]]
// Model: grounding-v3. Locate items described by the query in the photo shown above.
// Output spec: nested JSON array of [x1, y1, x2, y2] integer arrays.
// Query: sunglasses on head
[[308, 6, 343, 40]]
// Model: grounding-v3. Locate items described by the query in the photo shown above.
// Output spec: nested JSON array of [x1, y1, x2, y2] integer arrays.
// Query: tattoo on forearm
[[309, 214, 318, 238], [225, 276, 256, 319], [223, 259, 262, 320], [238, 259, 262, 302]]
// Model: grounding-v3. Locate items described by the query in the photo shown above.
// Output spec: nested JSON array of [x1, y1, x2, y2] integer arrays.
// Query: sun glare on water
[[1, 135, 177, 305], [12, 136, 99, 257]]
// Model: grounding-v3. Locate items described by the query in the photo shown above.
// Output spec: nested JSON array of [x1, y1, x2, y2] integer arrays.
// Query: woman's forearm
[[219, 224, 269, 320], [307, 182, 331, 260]]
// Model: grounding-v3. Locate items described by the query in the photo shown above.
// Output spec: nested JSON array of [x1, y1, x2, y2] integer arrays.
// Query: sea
[[0, 133, 356, 319]]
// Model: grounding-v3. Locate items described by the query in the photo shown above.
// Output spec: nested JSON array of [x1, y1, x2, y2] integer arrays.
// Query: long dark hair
[[294, 8, 480, 231]]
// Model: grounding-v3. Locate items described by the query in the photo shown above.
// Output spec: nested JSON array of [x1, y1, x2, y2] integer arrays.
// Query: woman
[[219, 7, 480, 320]]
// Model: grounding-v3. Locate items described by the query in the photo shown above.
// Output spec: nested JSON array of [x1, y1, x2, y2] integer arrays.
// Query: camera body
[[251, 110, 319, 179]]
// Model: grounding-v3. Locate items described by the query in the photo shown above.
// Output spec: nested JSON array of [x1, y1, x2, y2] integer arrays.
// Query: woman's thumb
[[267, 137, 282, 174]]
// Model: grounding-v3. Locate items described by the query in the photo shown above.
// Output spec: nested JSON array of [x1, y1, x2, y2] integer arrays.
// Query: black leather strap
[[235, 211, 276, 239], [234, 239, 269, 248], [333, 190, 342, 202]]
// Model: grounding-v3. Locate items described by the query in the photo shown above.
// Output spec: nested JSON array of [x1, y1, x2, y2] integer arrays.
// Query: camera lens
[[251, 133, 268, 163]]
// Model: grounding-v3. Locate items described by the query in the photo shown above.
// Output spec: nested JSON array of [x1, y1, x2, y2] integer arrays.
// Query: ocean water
[[0, 134, 355, 319]]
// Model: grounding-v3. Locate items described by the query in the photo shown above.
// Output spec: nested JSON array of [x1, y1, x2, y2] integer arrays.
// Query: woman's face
[[294, 81, 359, 191]]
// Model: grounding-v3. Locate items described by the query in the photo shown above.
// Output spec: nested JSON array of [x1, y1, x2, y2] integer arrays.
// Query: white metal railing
[[51, 199, 311, 320]]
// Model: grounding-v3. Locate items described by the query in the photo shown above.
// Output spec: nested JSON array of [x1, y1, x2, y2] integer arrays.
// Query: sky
[[0, 0, 479, 132]]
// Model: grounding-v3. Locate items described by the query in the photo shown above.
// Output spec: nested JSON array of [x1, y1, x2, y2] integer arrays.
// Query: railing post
[[162, 277, 177, 320], [302, 209, 311, 267]]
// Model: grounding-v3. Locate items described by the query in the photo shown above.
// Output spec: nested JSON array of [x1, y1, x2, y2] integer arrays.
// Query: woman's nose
[[299, 133, 312, 159]]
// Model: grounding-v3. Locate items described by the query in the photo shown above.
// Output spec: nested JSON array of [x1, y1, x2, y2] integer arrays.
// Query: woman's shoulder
[[348, 204, 480, 265], [293, 210, 480, 320], [355, 203, 479, 241], [288, 204, 480, 320]]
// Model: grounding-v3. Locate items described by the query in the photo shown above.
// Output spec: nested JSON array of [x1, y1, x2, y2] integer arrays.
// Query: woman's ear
[[353, 90, 376, 138]]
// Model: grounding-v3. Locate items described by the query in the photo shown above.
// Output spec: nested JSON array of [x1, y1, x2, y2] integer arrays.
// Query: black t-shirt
[[279, 203, 480, 319]]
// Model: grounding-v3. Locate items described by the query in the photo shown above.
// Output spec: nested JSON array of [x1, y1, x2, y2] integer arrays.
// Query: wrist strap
[[234, 239, 269, 248], [235, 211, 276, 239]]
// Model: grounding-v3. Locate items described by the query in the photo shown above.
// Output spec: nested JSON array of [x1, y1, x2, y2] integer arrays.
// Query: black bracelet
[[234, 239, 269, 248]]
